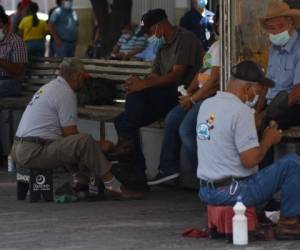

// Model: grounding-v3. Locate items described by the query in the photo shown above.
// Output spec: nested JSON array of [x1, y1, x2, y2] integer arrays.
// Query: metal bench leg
[[100, 121, 106, 139]]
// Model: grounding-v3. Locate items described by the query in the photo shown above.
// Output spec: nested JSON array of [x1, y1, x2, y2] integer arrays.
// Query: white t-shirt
[[16, 76, 77, 140], [198, 40, 220, 86]]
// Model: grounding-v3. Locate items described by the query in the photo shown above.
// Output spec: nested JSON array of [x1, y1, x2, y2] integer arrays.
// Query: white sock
[[104, 177, 122, 192]]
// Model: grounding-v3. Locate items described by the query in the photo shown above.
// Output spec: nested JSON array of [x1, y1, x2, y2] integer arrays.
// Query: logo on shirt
[[29, 88, 44, 106], [197, 113, 215, 140]]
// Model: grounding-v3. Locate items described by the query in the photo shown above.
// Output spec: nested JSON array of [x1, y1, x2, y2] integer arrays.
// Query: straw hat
[[259, 1, 300, 29]]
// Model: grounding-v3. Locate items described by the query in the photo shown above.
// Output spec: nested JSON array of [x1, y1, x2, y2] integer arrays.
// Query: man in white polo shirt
[[11, 58, 143, 200], [197, 61, 300, 239]]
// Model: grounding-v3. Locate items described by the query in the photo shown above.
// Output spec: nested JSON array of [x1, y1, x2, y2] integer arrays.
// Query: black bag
[[77, 77, 118, 107]]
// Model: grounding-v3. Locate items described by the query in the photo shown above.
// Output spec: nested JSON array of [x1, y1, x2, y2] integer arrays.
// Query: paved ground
[[0, 169, 300, 250]]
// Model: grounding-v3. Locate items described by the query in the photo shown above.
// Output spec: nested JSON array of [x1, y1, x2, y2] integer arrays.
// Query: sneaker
[[105, 186, 145, 200], [147, 172, 179, 186]]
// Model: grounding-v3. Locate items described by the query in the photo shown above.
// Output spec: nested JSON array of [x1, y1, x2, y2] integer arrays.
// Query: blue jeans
[[199, 154, 300, 217], [114, 86, 178, 172], [158, 102, 202, 174], [26, 40, 45, 58], [55, 41, 76, 58], [0, 78, 21, 97]]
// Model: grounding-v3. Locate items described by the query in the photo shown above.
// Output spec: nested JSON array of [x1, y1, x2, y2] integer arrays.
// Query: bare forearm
[[0, 59, 24, 75], [48, 23, 60, 42], [288, 84, 300, 107], [128, 47, 144, 57]]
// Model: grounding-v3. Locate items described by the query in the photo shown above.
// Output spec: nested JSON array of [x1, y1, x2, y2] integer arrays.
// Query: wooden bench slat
[[89, 73, 129, 81], [25, 78, 54, 85], [84, 65, 151, 75], [28, 63, 60, 70], [26, 69, 58, 76], [80, 58, 152, 68], [78, 106, 124, 122]]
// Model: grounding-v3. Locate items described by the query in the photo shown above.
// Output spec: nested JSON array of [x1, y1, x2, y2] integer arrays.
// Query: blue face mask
[[0, 29, 5, 41], [269, 30, 290, 47], [148, 24, 166, 49], [197, 0, 208, 8], [63, 1, 72, 9]]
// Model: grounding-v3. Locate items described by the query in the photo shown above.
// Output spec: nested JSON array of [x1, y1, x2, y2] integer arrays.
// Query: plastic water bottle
[[7, 154, 16, 173], [177, 85, 188, 96], [232, 196, 248, 245]]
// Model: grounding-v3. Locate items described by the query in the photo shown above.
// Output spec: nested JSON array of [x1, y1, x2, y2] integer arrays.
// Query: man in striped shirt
[[0, 6, 28, 97], [111, 23, 147, 60]]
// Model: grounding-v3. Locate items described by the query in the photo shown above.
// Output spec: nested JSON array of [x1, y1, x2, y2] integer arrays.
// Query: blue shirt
[[49, 7, 78, 42], [117, 31, 147, 54], [266, 31, 300, 102], [180, 9, 214, 51]]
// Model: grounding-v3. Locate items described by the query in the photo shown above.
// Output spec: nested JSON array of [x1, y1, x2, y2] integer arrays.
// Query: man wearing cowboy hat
[[258, 1, 300, 128], [256, 1, 300, 167]]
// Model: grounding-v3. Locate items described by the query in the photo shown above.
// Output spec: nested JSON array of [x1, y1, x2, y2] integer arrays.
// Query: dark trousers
[[114, 86, 179, 172], [260, 105, 300, 168]]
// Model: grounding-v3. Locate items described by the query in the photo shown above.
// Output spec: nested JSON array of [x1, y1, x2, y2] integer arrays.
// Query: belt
[[200, 176, 249, 188], [14, 136, 53, 145]]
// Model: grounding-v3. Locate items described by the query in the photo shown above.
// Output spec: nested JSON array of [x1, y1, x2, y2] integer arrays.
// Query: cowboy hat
[[259, 1, 300, 29]]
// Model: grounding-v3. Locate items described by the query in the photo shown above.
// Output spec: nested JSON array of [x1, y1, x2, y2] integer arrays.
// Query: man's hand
[[262, 120, 282, 146], [124, 76, 146, 94], [179, 95, 192, 111]]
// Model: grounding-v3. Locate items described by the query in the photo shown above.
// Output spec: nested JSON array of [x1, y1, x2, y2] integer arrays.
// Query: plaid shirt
[[0, 33, 28, 77]]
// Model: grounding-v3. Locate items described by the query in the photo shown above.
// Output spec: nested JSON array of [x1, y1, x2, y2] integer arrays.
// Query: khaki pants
[[11, 133, 111, 182]]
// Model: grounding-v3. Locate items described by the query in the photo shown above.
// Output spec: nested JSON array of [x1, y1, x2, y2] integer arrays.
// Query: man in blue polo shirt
[[48, 0, 78, 58]]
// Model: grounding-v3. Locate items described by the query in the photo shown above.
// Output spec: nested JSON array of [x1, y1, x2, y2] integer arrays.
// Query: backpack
[[77, 77, 118, 107]]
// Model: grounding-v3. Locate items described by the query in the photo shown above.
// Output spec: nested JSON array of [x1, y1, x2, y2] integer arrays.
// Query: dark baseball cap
[[137, 9, 168, 36], [231, 60, 274, 87]]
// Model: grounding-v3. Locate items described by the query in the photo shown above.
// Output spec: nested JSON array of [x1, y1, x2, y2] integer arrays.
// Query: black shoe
[[147, 172, 179, 186]]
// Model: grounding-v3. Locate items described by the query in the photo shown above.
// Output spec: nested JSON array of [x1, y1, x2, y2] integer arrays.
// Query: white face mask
[[269, 30, 290, 47], [245, 87, 259, 108], [0, 29, 5, 41]]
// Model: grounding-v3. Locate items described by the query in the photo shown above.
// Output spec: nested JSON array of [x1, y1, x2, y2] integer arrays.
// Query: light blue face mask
[[269, 30, 290, 47], [246, 94, 260, 108], [148, 24, 166, 49], [63, 1, 73, 9], [0, 29, 5, 41], [197, 0, 208, 8]]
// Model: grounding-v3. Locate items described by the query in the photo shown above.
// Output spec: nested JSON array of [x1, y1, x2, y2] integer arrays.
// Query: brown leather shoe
[[107, 138, 135, 161], [105, 186, 145, 201], [276, 216, 300, 240]]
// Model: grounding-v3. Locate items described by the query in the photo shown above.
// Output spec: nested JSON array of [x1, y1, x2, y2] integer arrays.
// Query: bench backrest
[[24, 57, 153, 102]]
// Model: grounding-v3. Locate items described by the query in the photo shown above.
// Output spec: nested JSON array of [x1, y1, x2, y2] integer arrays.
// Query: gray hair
[[59, 58, 84, 77]]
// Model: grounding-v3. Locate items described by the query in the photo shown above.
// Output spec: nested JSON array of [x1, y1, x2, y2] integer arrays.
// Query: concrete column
[[73, 0, 93, 57], [175, 0, 190, 24]]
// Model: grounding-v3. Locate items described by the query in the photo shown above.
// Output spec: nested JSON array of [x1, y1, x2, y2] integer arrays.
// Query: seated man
[[256, 1, 300, 166], [111, 23, 147, 61], [0, 6, 27, 97], [11, 58, 143, 200], [197, 60, 300, 240], [148, 12, 220, 185], [111, 9, 204, 190]]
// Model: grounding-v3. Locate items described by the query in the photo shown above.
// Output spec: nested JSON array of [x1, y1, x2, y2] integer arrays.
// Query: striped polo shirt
[[117, 33, 147, 54], [0, 33, 28, 77]]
